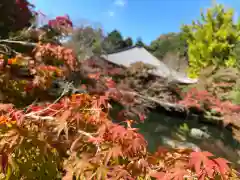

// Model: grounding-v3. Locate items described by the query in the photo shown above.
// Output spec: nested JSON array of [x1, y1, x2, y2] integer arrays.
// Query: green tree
[[135, 37, 145, 47], [104, 29, 125, 52], [124, 37, 133, 47], [182, 4, 240, 78], [65, 26, 104, 59], [149, 32, 187, 60]]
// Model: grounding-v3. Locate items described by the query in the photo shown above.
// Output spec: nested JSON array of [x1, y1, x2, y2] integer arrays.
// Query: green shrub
[[182, 4, 240, 78]]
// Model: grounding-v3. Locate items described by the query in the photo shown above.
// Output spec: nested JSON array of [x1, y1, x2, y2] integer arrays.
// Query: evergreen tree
[[124, 37, 133, 47], [135, 37, 145, 47]]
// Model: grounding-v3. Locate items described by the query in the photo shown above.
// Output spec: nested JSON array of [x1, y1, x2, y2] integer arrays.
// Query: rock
[[189, 128, 210, 139], [161, 136, 201, 151]]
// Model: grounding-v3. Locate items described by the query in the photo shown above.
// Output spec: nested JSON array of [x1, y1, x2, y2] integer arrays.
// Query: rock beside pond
[[161, 136, 201, 151], [189, 128, 210, 139]]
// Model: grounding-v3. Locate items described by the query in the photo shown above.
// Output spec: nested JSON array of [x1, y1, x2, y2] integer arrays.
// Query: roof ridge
[[106, 45, 143, 55]]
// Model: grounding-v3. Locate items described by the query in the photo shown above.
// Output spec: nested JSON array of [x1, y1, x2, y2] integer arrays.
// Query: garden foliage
[[179, 4, 240, 135], [0, 1, 237, 180], [182, 4, 240, 78]]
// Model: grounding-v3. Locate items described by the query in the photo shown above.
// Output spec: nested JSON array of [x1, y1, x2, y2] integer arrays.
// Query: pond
[[110, 103, 240, 168], [134, 111, 240, 168]]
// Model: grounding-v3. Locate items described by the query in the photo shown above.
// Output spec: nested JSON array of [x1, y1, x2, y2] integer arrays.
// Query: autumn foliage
[[0, 0, 34, 39], [0, 1, 237, 180], [0, 92, 237, 179], [179, 87, 240, 131]]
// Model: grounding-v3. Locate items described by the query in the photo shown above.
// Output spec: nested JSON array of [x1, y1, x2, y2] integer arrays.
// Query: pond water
[[134, 111, 240, 168], [110, 102, 240, 168]]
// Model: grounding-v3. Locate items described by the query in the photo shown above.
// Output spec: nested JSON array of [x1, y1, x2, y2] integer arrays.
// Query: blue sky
[[29, 0, 240, 45]]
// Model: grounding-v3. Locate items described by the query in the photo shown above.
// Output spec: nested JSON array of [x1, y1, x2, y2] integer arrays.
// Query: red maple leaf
[[109, 124, 127, 143], [29, 105, 42, 112], [125, 135, 146, 154], [189, 151, 230, 179], [104, 77, 116, 88], [212, 158, 230, 179], [189, 151, 214, 175], [16, 0, 30, 9], [92, 95, 109, 109]]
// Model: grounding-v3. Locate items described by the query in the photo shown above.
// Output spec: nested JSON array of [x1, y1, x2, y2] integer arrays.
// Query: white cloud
[[107, 11, 115, 17], [114, 0, 126, 7], [105, 0, 126, 18]]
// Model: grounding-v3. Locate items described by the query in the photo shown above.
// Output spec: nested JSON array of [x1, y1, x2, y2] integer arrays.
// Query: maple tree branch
[[119, 90, 187, 112], [78, 130, 101, 153], [25, 82, 72, 117], [77, 130, 95, 138], [81, 108, 102, 111], [70, 130, 101, 153], [24, 113, 55, 121], [0, 39, 37, 46]]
